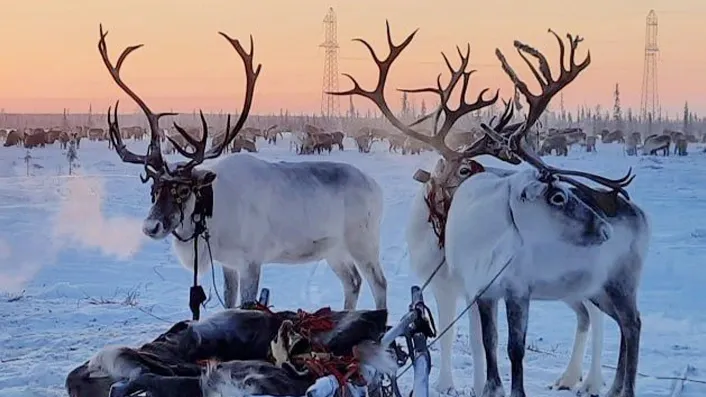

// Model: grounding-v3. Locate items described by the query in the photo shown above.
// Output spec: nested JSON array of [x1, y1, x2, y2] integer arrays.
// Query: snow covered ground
[[1, 136, 705, 397]]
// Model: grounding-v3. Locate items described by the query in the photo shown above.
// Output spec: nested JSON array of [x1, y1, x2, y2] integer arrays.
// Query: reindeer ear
[[193, 169, 217, 187]]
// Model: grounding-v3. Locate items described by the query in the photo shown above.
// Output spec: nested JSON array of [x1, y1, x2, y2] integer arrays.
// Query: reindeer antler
[[170, 32, 262, 174], [329, 22, 511, 163], [98, 24, 176, 179], [99, 25, 261, 179], [484, 29, 634, 199]]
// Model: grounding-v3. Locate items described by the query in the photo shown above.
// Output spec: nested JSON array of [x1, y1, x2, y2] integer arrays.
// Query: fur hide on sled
[[65, 308, 396, 397]]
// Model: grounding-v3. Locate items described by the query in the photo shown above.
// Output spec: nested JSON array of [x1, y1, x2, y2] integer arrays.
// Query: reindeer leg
[[238, 262, 262, 306], [467, 296, 487, 396], [346, 235, 387, 310], [429, 279, 458, 393], [552, 301, 589, 390], [327, 258, 362, 310], [576, 301, 605, 397], [592, 283, 640, 397], [478, 298, 504, 397], [222, 266, 239, 308], [506, 294, 529, 397]]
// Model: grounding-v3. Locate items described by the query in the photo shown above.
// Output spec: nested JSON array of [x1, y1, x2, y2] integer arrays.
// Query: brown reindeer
[[88, 128, 105, 141], [625, 133, 639, 156], [58, 131, 71, 149], [403, 136, 430, 155], [240, 126, 264, 141], [330, 131, 345, 150], [353, 127, 380, 153], [4, 130, 23, 147], [300, 124, 335, 154], [46, 128, 63, 144], [264, 124, 286, 144], [71, 132, 82, 149], [313, 133, 334, 154], [120, 126, 146, 140], [24, 130, 48, 148], [600, 129, 625, 144], [562, 127, 586, 146], [669, 132, 686, 155], [387, 134, 406, 153], [675, 137, 688, 156], [642, 134, 670, 156], [231, 137, 257, 153], [538, 134, 568, 156]]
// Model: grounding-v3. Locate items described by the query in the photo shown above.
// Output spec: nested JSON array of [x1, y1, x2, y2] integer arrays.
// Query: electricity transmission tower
[[640, 10, 660, 121], [320, 7, 340, 118]]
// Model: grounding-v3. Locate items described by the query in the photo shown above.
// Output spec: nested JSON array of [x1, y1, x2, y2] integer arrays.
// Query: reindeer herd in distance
[[1, 112, 701, 159], [2, 56, 703, 157]]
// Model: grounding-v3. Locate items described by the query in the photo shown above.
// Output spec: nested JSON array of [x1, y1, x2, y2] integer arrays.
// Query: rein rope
[[171, 184, 223, 321]]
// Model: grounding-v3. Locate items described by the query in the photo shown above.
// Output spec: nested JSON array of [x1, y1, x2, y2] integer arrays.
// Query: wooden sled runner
[[65, 286, 434, 397]]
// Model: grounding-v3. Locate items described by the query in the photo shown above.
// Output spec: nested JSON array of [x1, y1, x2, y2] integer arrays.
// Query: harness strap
[[171, 186, 212, 321], [189, 237, 207, 321]]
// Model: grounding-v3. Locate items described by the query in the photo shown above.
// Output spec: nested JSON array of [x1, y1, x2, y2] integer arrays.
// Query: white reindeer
[[330, 23, 609, 396], [444, 32, 650, 397], [98, 26, 387, 311]]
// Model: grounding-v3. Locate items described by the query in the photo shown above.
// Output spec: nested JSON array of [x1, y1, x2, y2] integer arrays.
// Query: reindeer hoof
[[575, 374, 604, 397], [549, 373, 582, 391]]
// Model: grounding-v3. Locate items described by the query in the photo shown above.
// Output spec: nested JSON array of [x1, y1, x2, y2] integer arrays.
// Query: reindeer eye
[[548, 190, 567, 207], [458, 166, 472, 177]]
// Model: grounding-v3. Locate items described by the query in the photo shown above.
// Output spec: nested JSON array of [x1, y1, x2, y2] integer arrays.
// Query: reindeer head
[[328, 22, 522, 196], [98, 25, 261, 239], [509, 169, 612, 247]]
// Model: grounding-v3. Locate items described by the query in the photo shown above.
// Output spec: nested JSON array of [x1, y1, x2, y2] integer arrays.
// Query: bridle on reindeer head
[[97, 24, 261, 226]]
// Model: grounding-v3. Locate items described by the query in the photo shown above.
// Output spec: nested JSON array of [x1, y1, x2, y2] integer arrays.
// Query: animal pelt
[[66, 308, 393, 397]]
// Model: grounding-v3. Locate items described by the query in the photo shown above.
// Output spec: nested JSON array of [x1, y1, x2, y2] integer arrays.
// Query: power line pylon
[[320, 7, 339, 118], [640, 10, 660, 121]]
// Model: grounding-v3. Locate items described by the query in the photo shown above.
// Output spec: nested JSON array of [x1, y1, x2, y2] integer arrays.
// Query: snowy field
[[1, 135, 706, 397]]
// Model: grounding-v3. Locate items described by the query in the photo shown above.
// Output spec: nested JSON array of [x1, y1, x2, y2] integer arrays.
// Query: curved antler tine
[[166, 134, 197, 158], [199, 32, 261, 162], [98, 24, 165, 171], [106, 100, 147, 165], [616, 167, 634, 185], [551, 166, 636, 195], [548, 29, 567, 74], [197, 110, 210, 148], [557, 174, 631, 200], [172, 123, 202, 149]]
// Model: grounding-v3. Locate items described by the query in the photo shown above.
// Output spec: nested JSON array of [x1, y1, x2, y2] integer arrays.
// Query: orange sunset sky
[[0, 0, 704, 116]]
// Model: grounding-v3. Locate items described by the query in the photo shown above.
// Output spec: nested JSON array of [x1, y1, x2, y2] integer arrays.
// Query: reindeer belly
[[273, 237, 339, 263], [529, 269, 604, 300]]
